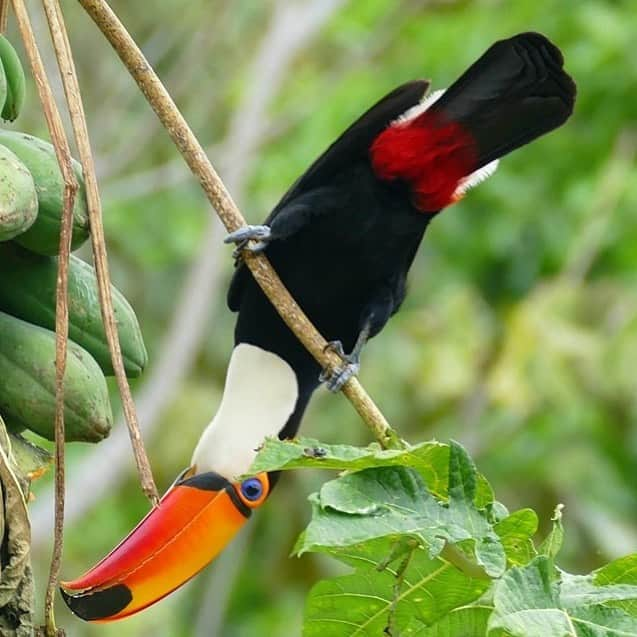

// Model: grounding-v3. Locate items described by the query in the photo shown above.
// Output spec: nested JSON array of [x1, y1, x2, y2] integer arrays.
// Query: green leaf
[[595, 555, 637, 589], [561, 557, 637, 623], [539, 504, 565, 560], [560, 573, 637, 608], [489, 556, 574, 636], [488, 555, 637, 637], [448, 440, 477, 504], [409, 605, 492, 636], [249, 437, 494, 505], [594, 555, 637, 617], [303, 537, 490, 637], [295, 459, 506, 578], [494, 508, 538, 566]]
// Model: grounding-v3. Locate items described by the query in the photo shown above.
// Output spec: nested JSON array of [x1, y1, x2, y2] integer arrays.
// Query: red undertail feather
[[370, 111, 477, 212]]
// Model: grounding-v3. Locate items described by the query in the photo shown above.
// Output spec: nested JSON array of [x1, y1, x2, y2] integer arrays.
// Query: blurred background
[[7, 0, 636, 634]]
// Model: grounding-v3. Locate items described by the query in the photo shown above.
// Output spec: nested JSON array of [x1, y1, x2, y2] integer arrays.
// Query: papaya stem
[[0, 1, 8, 34], [10, 0, 77, 634], [41, 0, 159, 507], [77, 0, 404, 451]]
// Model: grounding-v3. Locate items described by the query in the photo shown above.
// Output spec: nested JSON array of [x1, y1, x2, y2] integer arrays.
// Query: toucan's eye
[[235, 473, 269, 508], [241, 478, 263, 501]]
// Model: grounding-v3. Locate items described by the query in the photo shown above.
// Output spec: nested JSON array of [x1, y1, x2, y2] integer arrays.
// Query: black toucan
[[61, 32, 575, 622]]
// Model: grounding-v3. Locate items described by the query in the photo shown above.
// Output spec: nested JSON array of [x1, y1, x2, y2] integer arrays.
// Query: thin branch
[[43, 0, 158, 504], [78, 0, 402, 450], [11, 1, 77, 634], [0, 0, 8, 33]]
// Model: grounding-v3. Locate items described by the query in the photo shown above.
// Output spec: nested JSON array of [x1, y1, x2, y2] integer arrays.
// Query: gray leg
[[320, 322, 372, 392]]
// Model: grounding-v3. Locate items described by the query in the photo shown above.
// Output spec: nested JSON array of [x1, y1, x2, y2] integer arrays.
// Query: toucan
[[61, 32, 575, 622]]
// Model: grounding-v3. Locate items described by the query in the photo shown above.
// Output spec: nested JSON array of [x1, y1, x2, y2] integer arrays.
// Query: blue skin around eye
[[241, 478, 263, 501]]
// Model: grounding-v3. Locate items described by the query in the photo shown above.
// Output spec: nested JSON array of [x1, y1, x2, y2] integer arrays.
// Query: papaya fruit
[[0, 36, 26, 122], [0, 59, 7, 120], [0, 245, 148, 377], [0, 311, 112, 442], [0, 143, 37, 241], [0, 131, 89, 255]]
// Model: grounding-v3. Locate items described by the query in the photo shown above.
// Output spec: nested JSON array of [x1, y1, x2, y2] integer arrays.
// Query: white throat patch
[[192, 343, 299, 480]]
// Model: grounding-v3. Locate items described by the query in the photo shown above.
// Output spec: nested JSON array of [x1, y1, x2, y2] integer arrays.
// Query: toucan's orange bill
[[60, 470, 269, 622]]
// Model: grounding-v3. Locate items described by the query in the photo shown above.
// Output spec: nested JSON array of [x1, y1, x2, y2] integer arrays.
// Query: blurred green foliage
[[7, 0, 635, 634]]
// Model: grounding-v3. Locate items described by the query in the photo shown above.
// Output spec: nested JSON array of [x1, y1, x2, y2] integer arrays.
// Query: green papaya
[[0, 311, 112, 442], [0, 60, 7, 120], [0, 245, 148, 377], [0, 130, 89, 255], [0, 143, 37, 241], [0, 243, 148, 378], [0, 36, 26, 122]]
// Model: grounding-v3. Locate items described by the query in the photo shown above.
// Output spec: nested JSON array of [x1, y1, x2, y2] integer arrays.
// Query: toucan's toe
[[225, 225, 272, 256]]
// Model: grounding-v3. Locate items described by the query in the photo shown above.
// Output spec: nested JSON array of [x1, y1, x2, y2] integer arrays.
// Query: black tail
[[430, 32, 576, 168]]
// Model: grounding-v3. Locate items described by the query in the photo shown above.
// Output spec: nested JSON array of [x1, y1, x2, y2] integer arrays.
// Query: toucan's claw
[[322, 361, 360, 392], [320, 340, 361, 392], [323, 339, 347, 360], [225, 225, 272, 259], [224, 224, 272, 245]]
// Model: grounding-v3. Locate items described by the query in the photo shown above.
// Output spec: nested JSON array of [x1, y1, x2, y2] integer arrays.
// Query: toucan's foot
[[225, 225, 272, 259], [323, 339, 347, 360], [323, 362, 360, 392], [320, 340, 360, 392]]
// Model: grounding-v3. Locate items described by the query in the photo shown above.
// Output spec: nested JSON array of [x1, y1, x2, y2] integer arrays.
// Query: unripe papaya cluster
[[0, 36, 147, 445]]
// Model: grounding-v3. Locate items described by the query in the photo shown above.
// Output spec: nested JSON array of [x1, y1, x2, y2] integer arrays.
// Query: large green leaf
[[303, 537, 490, 637], [295, 442, 507, 579], [488, 556, 637, 637], [249, 437, 494, 505]]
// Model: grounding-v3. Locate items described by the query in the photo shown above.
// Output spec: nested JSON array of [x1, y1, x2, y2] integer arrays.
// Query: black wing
[[269, 79, 429, 216], [228, 79, 429, 312]]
